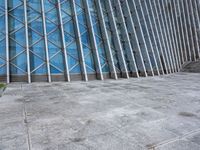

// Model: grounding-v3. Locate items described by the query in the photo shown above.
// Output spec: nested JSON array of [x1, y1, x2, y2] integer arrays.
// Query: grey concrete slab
[[0, 72, 200, 150]]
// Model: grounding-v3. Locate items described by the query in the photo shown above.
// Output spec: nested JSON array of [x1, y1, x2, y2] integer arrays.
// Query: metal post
[[105, 0, 129, 78], [153, 0, 174, 73], [83, 0, 104, 80], [24, 0, 31, 83], [57, 0, 70, 82], [71, 0, 88, 81], [41, 0, 51, 82], [143, 0, 166, 75], [138, 0, 160, 75], [123, 0, 148, 77], [115, 0, 139, 77], [96, 0, 118, 79], [5, 0, 9, 83], [130, 0, 154, 76]]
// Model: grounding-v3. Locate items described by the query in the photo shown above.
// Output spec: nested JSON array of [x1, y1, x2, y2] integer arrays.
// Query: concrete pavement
[[0, 72, 200, 150]]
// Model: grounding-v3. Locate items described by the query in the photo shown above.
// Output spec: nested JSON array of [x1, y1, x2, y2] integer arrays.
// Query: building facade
[[0, 0, 199, 83]]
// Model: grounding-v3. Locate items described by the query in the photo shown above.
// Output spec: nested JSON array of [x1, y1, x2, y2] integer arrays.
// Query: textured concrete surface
[[0, 72, 200, 150]]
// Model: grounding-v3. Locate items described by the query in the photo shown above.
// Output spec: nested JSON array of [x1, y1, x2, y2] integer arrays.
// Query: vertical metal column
[[172, 0, 184, 64], [138, 0, 160, 75], [194, 0, 200, 58], [41, 0, 51, 82], [176, 0, 188, 62], [180, 0, 192, 61], [96, 0, 118, 79], [24, 0, 31, 83], [105, 0, 129, 78], [153, 0, 173, 73], [71, 0, 88, 81], [57, 0, 70, 82], [122, 0, 147, 77], [159, 0, 177, 72], [168, 0, 182, 69], [189, 0, 200, 59], [83, 0, 103, 80], [143, 0, 165, 75], [5, 0, 9, 83], [184, 0, 196, 61], [115, 0, 139, 77], [130, 0, 154, 76], [163, 0, 180, 71]]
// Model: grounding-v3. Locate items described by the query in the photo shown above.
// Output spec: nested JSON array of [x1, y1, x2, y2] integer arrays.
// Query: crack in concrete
[[22, 84, 32, 150], [148, 128, 200, 150]]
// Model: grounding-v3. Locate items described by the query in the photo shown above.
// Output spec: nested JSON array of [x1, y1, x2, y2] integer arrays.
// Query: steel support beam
[[129, 0, 154, 76], [5, 0, 9, 83], [184, 0, 196, 61], [83, 0, 104, 80], [57, 0, 70, 82], [138, 0, 160, 75], [168, 0, 182, 69], [153, 0, 174, 73], [71, 0, 88, 81], [105, 0, 129, 78], [188, 0, 200, 59], [96, 0, 118, 79], [24, 0, 31, 83], [143, 0, 166, 75], [114, 0, 139, 77], [41, 0, 51, 82], [122, 0, 147, 77]]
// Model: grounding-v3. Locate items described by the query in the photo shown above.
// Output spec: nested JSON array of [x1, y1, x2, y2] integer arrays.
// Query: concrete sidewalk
[[0, 73, 200, 150]]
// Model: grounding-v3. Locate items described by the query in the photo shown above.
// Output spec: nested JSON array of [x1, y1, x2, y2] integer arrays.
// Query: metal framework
[[0, 0, 199, 83]]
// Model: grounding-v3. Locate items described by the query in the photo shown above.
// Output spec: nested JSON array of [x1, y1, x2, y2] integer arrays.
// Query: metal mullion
[[47, 36, 62, 48], [49, 50, 61, 60], [8, 3, 22, 12], [130, 0, 154, 76], [71, 0, 88, 81], [30, 63, 45, 74], [50, 63, 64, 73], [10, 63, 26, 74], [144, 0, 166, 75], [41, 0, 51, 82], [115, 0, 139, 77], [30, 51, 44, 61], [154, 0, 173, 73], [28, 15, 41, 24], [184, 0, 196, 61], [9, 50, 26, 61], [172, 0, 184, 64], [158, 0, 177, 72], [105, 0, 129, 78], [29, 38, 43, 47], [57, 0, 70, 81], [194, 0, 200, 58], [138, 0, 161, 75], [82, 0, 104, 80], [27, 4, 41, 14], [46, 27, 58, 36], [9, 13, 24, 25], [9, 24, 24, 35], [24, 0, 31, 83], [176, 0, 188, 62], [180, 0, 192, 61], [163, 0, 179, 72], [188, 0, 200, 59], [5, 0, 9, 83], [9, 37, 26, 48], [168, 0, 182, 69]]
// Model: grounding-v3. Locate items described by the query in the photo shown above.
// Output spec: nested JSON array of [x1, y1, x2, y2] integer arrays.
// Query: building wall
[[0, 0, 199, 83]]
